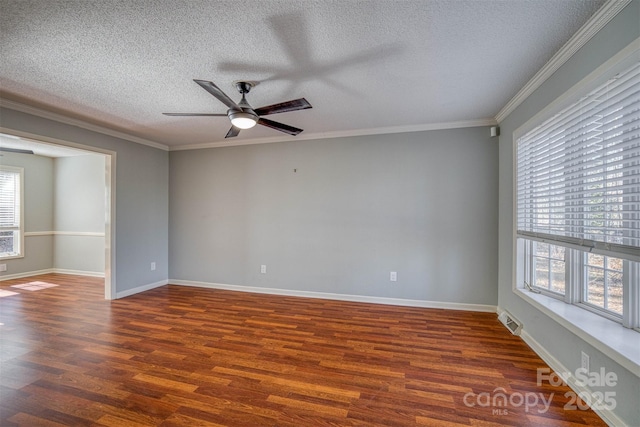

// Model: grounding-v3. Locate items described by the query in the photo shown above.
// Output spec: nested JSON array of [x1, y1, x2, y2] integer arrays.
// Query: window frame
[[579, 252, 625, 319], [526, 239, 568, 298], [0, 165, 24, 260]]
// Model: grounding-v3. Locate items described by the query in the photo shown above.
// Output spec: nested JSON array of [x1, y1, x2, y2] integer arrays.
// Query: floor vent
[[498, 311, 522, 336]]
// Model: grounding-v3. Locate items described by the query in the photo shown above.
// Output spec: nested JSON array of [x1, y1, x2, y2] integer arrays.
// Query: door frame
[[0, 127, 116, 299]]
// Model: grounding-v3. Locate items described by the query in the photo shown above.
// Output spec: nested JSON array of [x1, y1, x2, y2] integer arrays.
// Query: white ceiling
[[0, 0, 607, 150]]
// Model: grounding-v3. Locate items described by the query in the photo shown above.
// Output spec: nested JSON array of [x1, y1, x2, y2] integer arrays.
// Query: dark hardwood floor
[[0, 274, 607, 426]]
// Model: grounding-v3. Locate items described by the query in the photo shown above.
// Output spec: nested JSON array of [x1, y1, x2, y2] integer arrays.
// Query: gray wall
[[53, 155, 106, 274], [0, 108, 169, 294], [0, 151, 54, 274], [497, 1, 639, 425], [170, 127, 498, 305]]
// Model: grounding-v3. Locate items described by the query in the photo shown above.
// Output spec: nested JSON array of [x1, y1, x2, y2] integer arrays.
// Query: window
[[527, 241, 566, 295], [516, 60, 639, 328], [583, 253, 623, 316], [522, 243, 633, 321], [0, 166, 23, 259]]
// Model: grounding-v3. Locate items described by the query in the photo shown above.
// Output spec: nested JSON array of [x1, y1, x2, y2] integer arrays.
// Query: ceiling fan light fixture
[[229, 111, 257, 129]]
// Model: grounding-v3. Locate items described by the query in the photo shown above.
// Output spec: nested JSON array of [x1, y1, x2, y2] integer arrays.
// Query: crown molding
[[0, 98, 169, 151], [495, 0, 632, 123], [1, 95, 496, 152], [169, 118, 498, 151]]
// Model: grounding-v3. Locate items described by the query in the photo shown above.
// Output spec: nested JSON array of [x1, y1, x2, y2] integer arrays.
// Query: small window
[[583, 253, 623, 317], [0, 166, 24, 259], [531, 241, 566, 295]]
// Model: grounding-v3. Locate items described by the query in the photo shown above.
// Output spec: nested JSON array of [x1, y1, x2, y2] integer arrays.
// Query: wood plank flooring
[[0, 274, 607, 426]]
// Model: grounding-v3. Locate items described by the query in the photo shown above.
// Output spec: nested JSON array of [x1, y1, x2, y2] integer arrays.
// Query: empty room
[[0, 0, 638, 426]]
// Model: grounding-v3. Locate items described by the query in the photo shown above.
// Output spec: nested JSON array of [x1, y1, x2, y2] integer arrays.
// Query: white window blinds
[[516, 62, 640, 261], [0, 166, 22, 257], [0, 168, 20, 229]]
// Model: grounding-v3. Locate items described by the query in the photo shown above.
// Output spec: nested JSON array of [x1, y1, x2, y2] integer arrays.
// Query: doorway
[[0, 130, 115, 299]]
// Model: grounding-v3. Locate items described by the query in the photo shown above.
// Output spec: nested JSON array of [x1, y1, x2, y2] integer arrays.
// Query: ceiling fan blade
[[258, 118, 303, 136], [254, 98, 312, 116], [225, 126, 241, 138], [194, 79, 240, 110], [163, 113, 227, 116]]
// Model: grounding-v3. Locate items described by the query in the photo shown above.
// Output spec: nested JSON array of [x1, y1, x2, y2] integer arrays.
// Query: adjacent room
[[0, 0, 638, 426]]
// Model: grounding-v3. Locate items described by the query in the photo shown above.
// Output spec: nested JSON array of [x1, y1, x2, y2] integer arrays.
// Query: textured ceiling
[[0, 0, 606, 149]]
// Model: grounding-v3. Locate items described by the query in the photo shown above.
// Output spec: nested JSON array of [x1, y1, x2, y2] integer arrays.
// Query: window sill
[[0, 254, 23, 261], [515, 288, 640, 377]]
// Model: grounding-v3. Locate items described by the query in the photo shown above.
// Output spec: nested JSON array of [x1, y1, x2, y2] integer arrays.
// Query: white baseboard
[[520, 329, 625, 427], [53, 268, 105, 278], [0, 268, 104, 281], [0, 268, 55, 281], [170, 279, 497, 313], [115, 279, 169, 299]]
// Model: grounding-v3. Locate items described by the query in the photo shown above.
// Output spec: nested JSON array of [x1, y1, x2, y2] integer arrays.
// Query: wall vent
[[498, 311, 522, 336]]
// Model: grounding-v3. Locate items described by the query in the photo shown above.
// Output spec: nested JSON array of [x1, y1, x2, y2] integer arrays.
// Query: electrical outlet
[[581, 351, 589, 372], [260, 265, 267, 274], [0, 264, 6, 272], [150, 262, 156, 271], [390, 271, 397, 282]]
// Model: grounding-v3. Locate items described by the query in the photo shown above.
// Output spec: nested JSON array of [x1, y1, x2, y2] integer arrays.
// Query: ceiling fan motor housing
[[227, 81, 259, 128], [235, 81, 254, 94]]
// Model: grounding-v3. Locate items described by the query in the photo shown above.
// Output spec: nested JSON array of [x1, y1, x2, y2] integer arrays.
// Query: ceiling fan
[[163, 80, 312, 138]]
